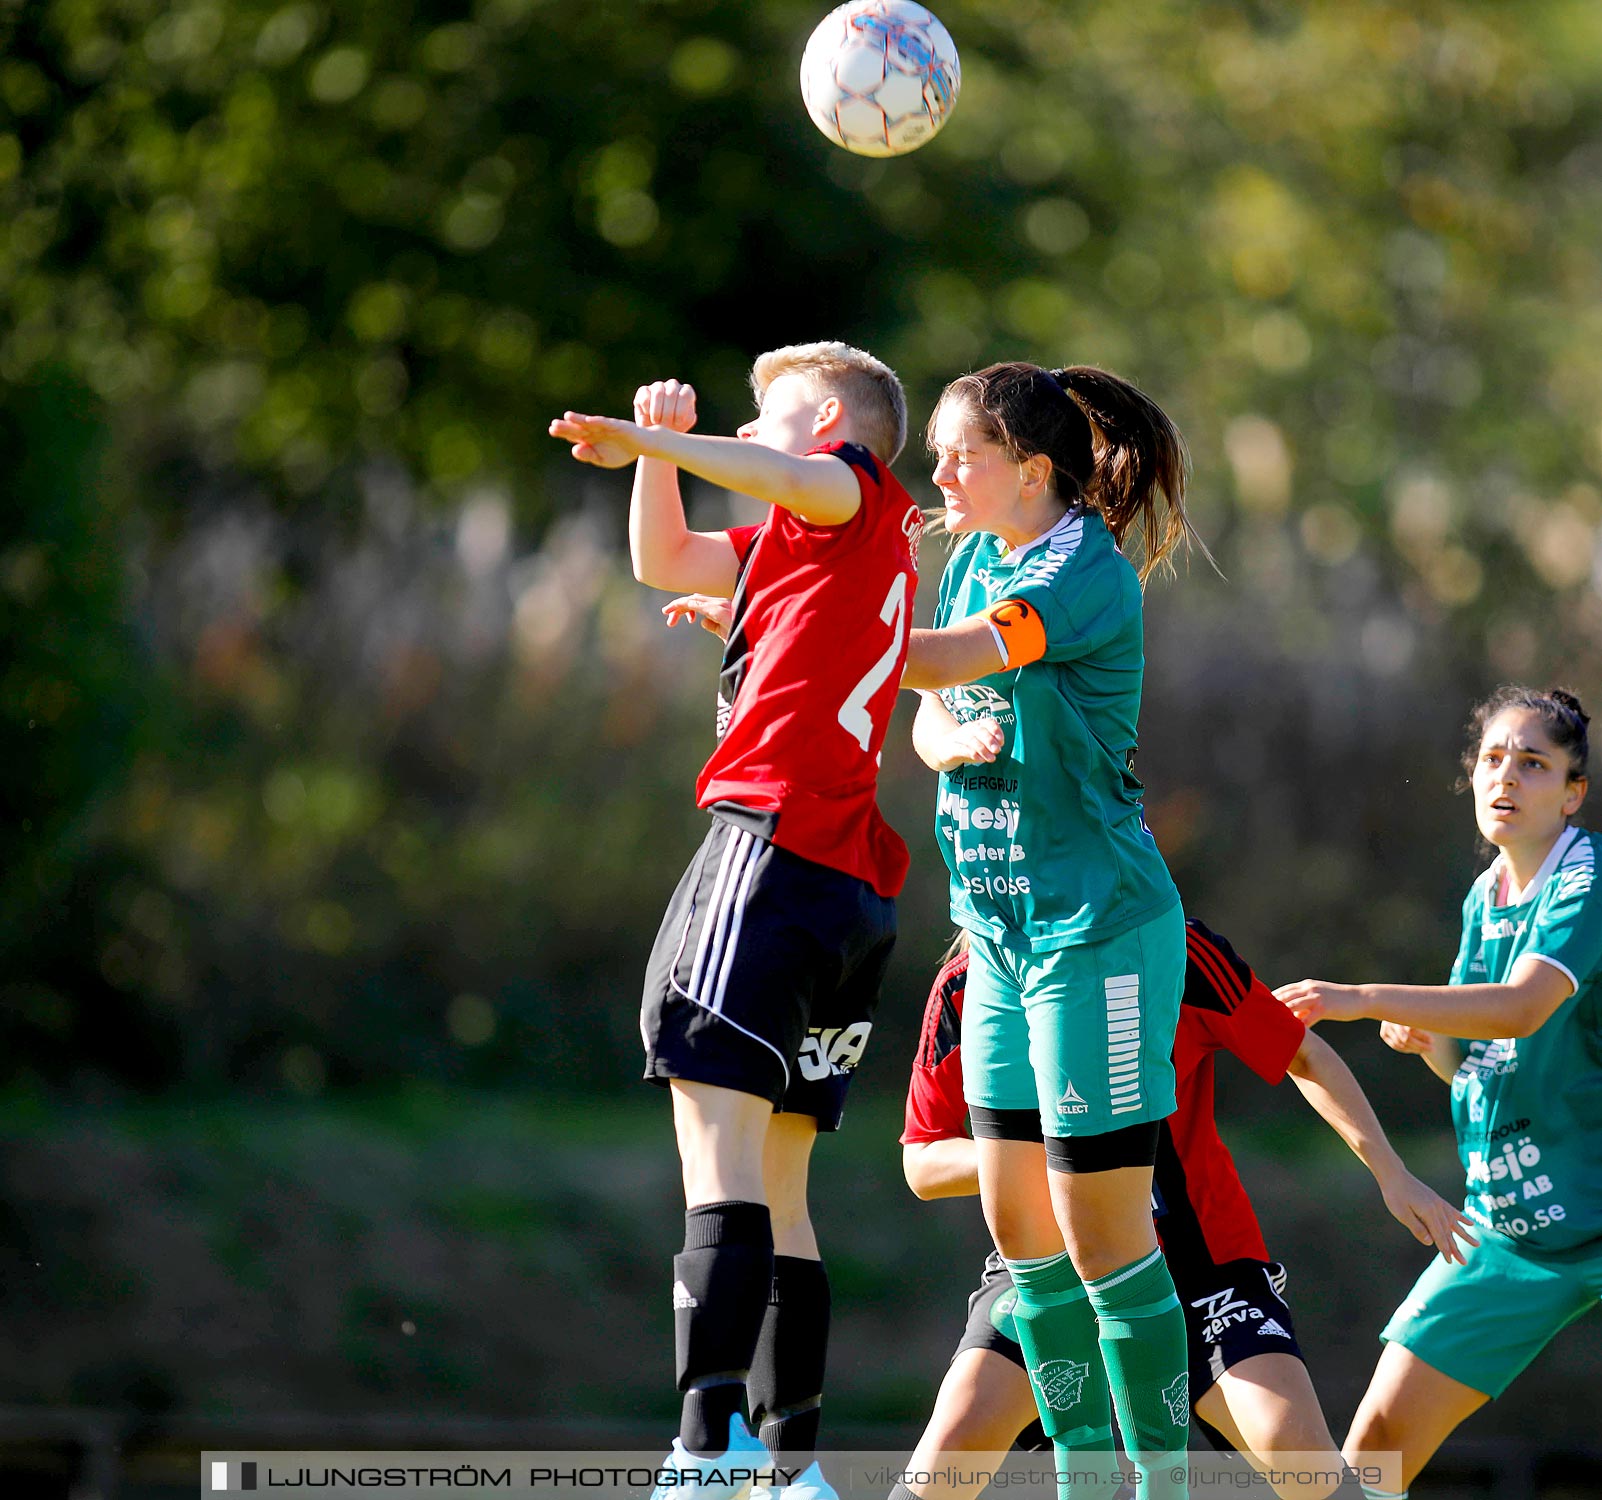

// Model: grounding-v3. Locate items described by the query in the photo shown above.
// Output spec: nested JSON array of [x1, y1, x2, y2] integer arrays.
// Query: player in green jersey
[[1276, 686, 1601, 1498], [899, 363, 1205, 1500]]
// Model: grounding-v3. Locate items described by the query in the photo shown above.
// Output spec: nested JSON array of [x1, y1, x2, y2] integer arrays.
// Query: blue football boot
[[649, 1414, 769, 1500], [774, 1462, 838, 1500]]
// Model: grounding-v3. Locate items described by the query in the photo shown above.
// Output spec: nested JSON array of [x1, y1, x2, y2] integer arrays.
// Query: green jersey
[[1448, 826, 1602, 1252], [932, 509, 1178, 953]]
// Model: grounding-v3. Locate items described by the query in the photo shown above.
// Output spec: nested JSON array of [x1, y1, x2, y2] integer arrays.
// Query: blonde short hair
[[749, 341, 908, 464]]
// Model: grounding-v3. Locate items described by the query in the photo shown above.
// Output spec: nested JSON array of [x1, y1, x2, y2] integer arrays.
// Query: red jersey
[[697, 442, 922, 899], [901, 919, 1308, 1270]]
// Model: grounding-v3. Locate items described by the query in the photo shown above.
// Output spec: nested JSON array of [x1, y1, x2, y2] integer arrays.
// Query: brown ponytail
[[1051, 366, 1208, 582], [927, 361, 1211, 583]]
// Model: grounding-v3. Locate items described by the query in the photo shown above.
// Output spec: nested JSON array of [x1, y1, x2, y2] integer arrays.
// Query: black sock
[[747, 1255, 831, 1465], [674, 1201, 773, 1457]]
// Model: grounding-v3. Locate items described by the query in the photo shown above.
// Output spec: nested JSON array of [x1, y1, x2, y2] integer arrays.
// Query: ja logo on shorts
[[796, 1022, 872, 1081]]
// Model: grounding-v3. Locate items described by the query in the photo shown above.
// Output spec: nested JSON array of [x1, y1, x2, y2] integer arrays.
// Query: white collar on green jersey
[[1490, 824, 1582, 906], [999, 505, 1086, 564]]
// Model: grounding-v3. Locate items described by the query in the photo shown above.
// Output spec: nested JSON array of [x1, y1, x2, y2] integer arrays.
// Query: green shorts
[[1381, 1226, 1602, 1397], [961, 902, 1184, 1137]]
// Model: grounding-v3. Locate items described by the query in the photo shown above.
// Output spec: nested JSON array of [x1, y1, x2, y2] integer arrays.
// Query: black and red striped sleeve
[[900, 952, 970, 1145], [1184, 919, 1306, 1084]]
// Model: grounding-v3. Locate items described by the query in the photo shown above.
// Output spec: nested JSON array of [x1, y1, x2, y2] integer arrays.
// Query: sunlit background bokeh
[[5, 2, 1602, 1494]]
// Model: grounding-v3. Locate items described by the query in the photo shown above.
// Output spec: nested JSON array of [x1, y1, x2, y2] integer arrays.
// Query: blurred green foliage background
[[5, 0, 1602, 1457]]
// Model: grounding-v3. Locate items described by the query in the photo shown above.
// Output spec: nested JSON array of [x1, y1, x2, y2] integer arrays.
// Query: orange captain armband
[[981, 597, 1048, 669]]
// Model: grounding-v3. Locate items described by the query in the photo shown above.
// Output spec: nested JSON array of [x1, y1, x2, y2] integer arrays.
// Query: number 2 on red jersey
[[837, 572, 910, 753]]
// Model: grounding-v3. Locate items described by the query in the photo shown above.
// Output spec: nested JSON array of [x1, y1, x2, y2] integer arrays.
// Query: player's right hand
[[548, 412, 644, 469], [634, 379, 697, 433], [1380, 1022, 1437, 1055], [663, 593, 731, 640], [1273, 978, 1364, 1025], [1379, 1168, 1479, 1265]]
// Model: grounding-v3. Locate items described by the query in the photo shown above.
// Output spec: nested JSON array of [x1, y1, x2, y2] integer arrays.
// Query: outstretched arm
[[627, 381, 738, 595], [1274, 954, 1573, 1039], [1286, 1029, 1477, 1262], [902, 619, 1006, 691], [903, 1137, 980, 1200], [904, 595, 1052, 691], [550, 409, 862, 526]]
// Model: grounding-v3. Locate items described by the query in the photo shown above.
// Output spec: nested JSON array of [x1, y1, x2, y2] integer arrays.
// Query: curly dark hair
[[1461, 685, 1591, 784]]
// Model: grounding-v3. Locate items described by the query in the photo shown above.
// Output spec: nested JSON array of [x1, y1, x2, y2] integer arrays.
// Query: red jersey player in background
[[895, 921, 1473, 1500], [551, 344, 924, 1500]]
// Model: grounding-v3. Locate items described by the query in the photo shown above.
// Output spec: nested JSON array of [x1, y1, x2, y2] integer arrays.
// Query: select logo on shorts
[[1056, 1079, 1089, 1116], [210, 1463, 258, 1491], [1032, 1357, 1092, 1412], [796, 1022, 872, 1081]]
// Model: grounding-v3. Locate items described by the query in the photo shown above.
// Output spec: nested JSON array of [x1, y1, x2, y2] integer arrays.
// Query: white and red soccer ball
[[800, 1, 961, 158]]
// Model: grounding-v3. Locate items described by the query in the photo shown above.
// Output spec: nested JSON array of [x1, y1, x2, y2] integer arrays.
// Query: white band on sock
[[1002, 1248, 1075, 1273]]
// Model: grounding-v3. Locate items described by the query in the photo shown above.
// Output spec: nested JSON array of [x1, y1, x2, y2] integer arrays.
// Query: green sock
[[1005, 1251, 1117, 1500], [1084, 1248, 1189, 1500]]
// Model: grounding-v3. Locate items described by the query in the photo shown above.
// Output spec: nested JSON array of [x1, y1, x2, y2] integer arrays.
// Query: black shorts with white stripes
[[1178, 1258, 1304, 1403], [641, 811, 896, 1132]]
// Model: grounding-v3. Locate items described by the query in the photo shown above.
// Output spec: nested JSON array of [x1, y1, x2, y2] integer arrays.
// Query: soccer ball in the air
[[799, 1, 961, 158]]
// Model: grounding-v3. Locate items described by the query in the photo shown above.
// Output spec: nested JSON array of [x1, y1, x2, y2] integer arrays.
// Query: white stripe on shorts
[[669, 826, 791, 1084], [688, 826, 756, 1000], [1106, 973, 1142, 1114], [711, 836, 764, 1014]]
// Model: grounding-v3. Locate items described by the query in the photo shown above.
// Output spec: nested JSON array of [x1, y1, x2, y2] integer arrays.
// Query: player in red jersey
[[551, 344, 924, 1500], [892, 922, 1473, 1500]]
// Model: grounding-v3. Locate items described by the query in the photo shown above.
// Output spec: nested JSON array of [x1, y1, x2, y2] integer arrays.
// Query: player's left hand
[[548, 412, 646, 468], [1380, 1021, 1437, 1055], [1378, 1169, 1480, 1265], [942, 716, 1005, 766], [634, 379, 698, 433], [1273, 979, 1364, 1025], [663, 593, 731, 640]]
